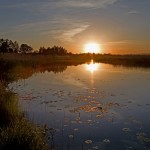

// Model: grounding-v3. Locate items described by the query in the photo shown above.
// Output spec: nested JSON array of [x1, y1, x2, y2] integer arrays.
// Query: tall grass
[[0, 88, 20, 127], [0, 83, 48, 150], [93, 54, 150, 68], [0, 53, 91, 65], [1, 53, 150, 68], [0, 118, 47, 150]]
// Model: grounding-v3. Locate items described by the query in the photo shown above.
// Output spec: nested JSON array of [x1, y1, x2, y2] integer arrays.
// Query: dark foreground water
[[10, 61, 150, 150]]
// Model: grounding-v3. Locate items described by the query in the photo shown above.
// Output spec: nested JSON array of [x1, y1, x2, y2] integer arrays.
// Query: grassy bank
[[0, 81, 48, 150], [0, 53, 91, 65], [0, 118, 47, 150], [94, 54, 150, 68]]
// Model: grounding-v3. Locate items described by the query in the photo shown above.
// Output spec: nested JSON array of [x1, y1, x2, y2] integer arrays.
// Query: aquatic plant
[[136, 132, 150, 144]]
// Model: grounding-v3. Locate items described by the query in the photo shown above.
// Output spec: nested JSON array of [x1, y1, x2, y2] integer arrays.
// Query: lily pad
[[68, 135, 74, 138], [143, 137, 150, 142], [93, 146, 99, 149], [122, 128, 131, 132], [85, 140, 92, 144], [103, 139, 110, 143]]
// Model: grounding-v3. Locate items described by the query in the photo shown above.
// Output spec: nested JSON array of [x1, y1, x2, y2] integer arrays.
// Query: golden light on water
[[84, 42, 101, 54], [86, 60, 99, 73]]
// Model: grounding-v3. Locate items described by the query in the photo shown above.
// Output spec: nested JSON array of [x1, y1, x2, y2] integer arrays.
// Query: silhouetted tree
[[7, 40, 19, 53], [39, 45, 68, 55], [0, 39, 19, 53], [0, 39, 9, 53], [0, 38, 69, 55], [13, 41, 19, 53], [20, 44, 33, 53], [39, 47, 47, 54]]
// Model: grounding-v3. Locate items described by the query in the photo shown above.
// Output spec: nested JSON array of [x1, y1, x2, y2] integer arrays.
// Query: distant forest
[[0, 38, 71, 55]]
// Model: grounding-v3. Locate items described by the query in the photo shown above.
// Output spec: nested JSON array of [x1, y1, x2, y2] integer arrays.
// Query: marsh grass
[[94, 54, 150, 68], [0, 118, 47, 150], [0, 85, 20, 127], [0, 83, 48, 150], [0, 53, 91, 65], [1, 53, 150, 69]]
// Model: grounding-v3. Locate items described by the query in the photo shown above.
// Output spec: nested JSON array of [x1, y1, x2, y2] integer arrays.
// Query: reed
[[0, 83, 48, 150], [0, 118, 47, 150]]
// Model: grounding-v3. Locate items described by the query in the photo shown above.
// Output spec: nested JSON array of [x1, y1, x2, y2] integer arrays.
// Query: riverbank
[[1, 53, 150, 68]]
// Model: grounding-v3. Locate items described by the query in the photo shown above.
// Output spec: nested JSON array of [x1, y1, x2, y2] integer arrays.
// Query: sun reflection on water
[[85, 59, 99, 73], [85, 59, 100, 87]]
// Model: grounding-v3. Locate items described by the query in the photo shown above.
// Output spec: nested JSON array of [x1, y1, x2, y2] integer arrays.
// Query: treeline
[[0, 39, 32, 53], [0, 38, 71, 55], [39, 46, 71, 55]]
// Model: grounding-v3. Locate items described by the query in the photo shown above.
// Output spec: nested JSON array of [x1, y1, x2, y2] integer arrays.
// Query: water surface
[[10, 61, 150, 150]]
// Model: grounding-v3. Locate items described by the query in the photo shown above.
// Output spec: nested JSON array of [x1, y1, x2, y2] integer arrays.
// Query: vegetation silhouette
[[0, 38, 32, 53], [93, 54, 150, 68], [0, 39, 19, 53], [1, 38, 150, 69], [39, 46, 69, 55], [0, 38, 70, 55], [20, 44, 33, 53]]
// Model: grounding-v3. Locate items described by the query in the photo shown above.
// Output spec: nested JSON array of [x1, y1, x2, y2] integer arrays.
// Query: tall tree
[[0, 39, 19, 53], [39, 47, 46, 54], [13, 41, 19, 53], [0, 39, 9, 53]]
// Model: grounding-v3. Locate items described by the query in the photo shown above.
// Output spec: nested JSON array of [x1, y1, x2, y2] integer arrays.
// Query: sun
[[84, 42, 101, 54]]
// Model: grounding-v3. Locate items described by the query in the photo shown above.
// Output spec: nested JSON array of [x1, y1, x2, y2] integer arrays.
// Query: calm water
[[10, 61, 150, 150]]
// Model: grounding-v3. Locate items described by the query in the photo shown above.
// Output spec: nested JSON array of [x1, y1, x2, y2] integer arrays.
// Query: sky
[[0, 0, 150, 54]]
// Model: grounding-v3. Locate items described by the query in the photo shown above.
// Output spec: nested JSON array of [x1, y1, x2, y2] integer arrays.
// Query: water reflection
[[9, 62, 150, 150], [85, 59, 99, 73], [85, 60, 100, 87]]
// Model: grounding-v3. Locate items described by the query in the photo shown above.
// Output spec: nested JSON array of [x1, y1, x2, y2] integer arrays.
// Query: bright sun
[[84, 42, 101, 54]]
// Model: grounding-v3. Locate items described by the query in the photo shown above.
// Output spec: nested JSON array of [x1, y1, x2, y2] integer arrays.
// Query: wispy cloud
[[53, 0, 118, 9], [127, 10, 140, 14], [106, 40, 146, 45], [40, 19, 90, 42], [58, 25, 90, 42], [1, 18, 90, 42], [41, 25, 90, 42], [106, 40, 131, 45], [1, 0, 118, 10]]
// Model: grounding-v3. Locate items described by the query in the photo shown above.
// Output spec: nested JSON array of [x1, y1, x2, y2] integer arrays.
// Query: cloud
[[40, 19, 90, 42], [105, 40, 145, 45], [1, 0, 118, 10], [1, 18, 90, 42], [127, 10, 140, 14], [54, 0, 118, 9], [58, 25, 89, 42]]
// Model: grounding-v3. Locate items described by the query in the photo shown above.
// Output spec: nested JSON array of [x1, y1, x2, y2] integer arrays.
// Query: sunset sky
[[0, 0, 150, 54]]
